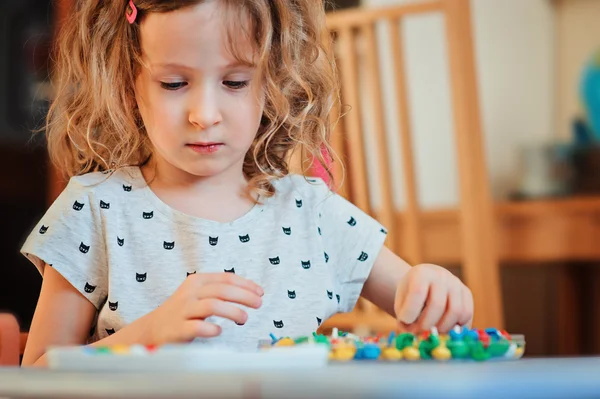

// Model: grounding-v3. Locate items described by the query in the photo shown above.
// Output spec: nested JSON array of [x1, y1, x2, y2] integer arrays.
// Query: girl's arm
[[23, 265, 263, 367], [360, 246, 411, 317], [361, 246, 473, 333], [22, 266, 152, 368]]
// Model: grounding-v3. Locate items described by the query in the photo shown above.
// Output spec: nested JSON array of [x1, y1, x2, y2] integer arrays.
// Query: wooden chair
[[0, 314, 22, 366], [312, 0, 504, 334]]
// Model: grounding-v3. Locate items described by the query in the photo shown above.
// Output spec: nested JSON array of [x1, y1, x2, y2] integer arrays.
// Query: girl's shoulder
[[57, 166, 142, 202], [271, 173, 335, 204], [67, 166, 143, 194], [47, 166, 145, 216]]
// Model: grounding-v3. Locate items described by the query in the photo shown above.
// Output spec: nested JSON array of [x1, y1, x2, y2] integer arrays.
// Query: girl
[[21, 0, 473, 367]]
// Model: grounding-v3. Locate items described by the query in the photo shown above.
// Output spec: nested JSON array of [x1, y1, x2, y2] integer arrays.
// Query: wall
[[555, 0, 600, 140], [360, 0, 556, 208]]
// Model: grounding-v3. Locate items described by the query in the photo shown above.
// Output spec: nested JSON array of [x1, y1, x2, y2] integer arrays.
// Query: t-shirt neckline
[[129, 166, 266, 229]]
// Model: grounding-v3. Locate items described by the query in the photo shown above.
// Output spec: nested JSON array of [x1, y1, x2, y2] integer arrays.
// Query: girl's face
[[135, 1, 264, 182]]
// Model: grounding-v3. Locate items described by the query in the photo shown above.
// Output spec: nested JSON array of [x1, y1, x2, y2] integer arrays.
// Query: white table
[[1, 357, 600, 398]]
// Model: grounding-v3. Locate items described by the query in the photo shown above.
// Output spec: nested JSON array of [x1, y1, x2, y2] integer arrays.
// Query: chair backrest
[[311, 0, 504, 332], [0, 314, 20, 366]]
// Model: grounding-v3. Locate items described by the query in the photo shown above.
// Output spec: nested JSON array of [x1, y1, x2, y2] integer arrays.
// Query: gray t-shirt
[[21, 166, 387, 350]]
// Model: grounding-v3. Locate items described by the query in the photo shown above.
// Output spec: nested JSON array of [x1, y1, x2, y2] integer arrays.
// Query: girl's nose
[[188, 89, 222, 130]]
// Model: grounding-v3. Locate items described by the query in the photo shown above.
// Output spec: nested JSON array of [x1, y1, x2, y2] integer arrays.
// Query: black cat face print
[[73, 201, 84, 211], [136, 273, 147, 282], [79, 242, 90, 254], [239, 234, 250, 243], [143, 211, 153, 220], [269, 256, 280, 265], [163, 241, 175, 250], [209, 236, 219, 246]]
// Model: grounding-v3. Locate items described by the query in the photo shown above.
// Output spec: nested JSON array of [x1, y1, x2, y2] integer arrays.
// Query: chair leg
[[0, 313, 20, 366]]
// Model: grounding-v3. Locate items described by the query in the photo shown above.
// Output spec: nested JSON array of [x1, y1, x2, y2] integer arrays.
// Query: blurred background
[[1, 0, 600, 357]]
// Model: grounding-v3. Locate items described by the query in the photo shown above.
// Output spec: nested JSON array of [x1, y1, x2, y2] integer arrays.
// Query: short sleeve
[[314, 182, 388, 313], [20, 178, 108, 309]]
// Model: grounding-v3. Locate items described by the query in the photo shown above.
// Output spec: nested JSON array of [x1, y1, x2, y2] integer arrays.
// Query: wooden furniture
[[0, 314, 20, 366], [318, 0, 504, 333]]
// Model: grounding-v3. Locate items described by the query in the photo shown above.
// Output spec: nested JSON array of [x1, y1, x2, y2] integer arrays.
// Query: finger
[[397, 321, 420, 334], [458, 286, 474, 327], [416, 283, 448, 331], [396, 275, 431, 325], [191, 273, 264, 297], [188, 298, 249, 325], [181, 320, 222, 341], [436, 278, 463, 333], [196, 283, 262, 309]]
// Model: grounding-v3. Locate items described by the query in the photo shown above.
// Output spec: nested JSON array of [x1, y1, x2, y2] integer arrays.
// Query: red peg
[[477, 329, 490, 347], [145, 345, 158, 352]]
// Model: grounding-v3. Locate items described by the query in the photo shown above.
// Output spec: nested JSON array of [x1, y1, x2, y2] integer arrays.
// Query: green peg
[[418, 335, 440, 360], [470, 341, 491, 361], [447, 340, 469, 359], [295, 336, 309, 344], [395, 333, 416, 350], [487, 339, 510, 357]]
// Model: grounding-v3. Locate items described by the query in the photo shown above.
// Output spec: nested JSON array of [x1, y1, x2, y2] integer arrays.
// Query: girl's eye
[[160, 82, 187, 91], [224, 81, 249, 90]]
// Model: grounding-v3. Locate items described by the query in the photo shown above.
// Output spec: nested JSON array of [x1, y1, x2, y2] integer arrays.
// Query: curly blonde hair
[[46, 0, 340, 197]]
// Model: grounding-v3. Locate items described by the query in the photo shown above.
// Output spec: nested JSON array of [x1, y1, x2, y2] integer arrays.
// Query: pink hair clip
[[126, 0, 138, 24]]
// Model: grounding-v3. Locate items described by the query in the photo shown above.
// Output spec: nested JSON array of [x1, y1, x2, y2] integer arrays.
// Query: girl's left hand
[[393, 263, 474, 333]]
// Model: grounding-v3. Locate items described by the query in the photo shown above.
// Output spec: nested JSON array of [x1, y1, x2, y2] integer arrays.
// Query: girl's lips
[[187, 143, 224, 154]]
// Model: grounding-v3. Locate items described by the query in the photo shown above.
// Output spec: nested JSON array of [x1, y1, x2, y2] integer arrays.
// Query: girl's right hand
[[142, 272, 264, 346]]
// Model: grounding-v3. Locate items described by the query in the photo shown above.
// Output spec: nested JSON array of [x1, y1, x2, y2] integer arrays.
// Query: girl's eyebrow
[[150, 61, 256, 71], [222, 60, 256, 69], [151, 62, 195, 71]]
